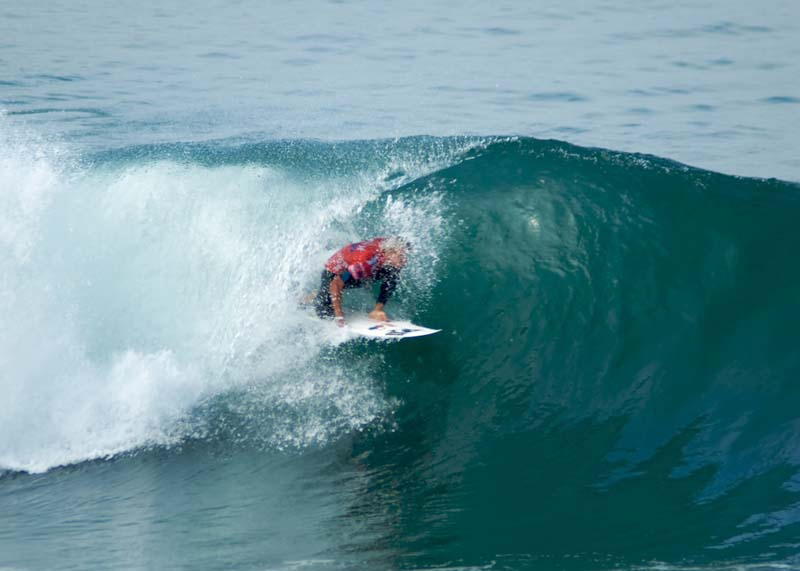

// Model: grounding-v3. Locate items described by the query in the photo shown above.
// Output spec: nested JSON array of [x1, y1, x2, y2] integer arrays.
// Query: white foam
[[0, 123, 462, 473]]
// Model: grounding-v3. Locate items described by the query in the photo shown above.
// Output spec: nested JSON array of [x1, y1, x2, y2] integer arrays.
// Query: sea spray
[[0, 130, 469, 473]]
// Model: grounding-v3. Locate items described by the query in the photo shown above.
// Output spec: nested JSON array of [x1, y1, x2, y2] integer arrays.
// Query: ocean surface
[[2, 1, 800, 570]]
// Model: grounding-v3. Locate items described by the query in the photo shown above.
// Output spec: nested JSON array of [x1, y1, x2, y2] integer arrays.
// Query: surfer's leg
[[313, 271, 335, 318]]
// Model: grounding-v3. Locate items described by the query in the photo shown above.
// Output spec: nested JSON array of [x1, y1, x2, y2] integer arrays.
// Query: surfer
[[312, 237, 409, 327]]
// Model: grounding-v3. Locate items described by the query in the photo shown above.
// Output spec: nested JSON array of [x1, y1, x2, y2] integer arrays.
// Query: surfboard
[[345, 315, 440, 340], [305, 312, 440, 340]]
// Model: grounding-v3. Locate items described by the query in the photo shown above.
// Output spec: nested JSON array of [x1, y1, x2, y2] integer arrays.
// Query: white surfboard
[[303, 311, 440, 340], [345, 316, 440, 340]]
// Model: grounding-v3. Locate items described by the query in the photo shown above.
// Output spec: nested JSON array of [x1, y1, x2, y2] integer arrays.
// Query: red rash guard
[[324, 238, 387, 280]]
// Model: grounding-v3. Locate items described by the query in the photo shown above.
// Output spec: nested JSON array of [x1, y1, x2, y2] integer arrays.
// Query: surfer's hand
[[368, 309, 387, 321], [334, 316, 345, 328]]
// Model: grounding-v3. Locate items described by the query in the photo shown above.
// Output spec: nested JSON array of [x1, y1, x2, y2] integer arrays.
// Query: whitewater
[[0, 130, 474, 473], [2, 1, 800, 570]]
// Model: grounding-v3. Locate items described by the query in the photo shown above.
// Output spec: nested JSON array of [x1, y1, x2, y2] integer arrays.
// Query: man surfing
[[312, 237, 409, 327]]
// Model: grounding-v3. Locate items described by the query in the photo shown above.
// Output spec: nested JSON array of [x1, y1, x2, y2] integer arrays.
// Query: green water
[[2, 0, 800, 567], [5, 136, 799, 570]]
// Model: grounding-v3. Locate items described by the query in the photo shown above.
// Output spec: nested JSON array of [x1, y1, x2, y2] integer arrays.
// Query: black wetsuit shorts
[[312, 267, 399, 318]]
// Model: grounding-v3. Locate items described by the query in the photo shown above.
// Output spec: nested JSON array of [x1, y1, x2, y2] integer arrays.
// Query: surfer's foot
[[300, 292, 315, 305], [368, 309, 388, 321]]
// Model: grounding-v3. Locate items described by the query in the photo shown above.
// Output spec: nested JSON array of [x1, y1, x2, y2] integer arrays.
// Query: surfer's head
[[380, 236, 411, 269]]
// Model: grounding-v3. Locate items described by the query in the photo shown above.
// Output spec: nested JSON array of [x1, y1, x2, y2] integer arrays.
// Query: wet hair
[[381, 236, 412, 252]]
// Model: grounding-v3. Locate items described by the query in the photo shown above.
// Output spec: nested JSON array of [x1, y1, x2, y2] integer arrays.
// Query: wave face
[[2, 130, 800, 569], [377, 138, 800, 567]]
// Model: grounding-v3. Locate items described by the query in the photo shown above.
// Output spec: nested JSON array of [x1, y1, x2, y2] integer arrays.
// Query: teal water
[[2, 136, 799, 570], [2, 2, 800, 571]]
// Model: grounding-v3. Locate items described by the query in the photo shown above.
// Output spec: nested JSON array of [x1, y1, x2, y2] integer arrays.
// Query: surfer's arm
[[329, 275, 345, 325]]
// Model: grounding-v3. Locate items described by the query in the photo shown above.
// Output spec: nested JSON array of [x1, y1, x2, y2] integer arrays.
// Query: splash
[[0, 127, 472, 473]]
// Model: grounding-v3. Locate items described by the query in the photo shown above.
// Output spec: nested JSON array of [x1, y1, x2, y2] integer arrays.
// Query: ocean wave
[[2, 127, 800, 564]]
